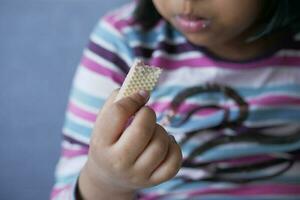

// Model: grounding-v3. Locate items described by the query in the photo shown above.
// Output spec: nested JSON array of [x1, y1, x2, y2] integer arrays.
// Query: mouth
[[174, 14, 211, 33]]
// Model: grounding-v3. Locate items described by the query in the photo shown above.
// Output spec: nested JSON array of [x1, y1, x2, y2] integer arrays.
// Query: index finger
[[93, 90, 150, 145]]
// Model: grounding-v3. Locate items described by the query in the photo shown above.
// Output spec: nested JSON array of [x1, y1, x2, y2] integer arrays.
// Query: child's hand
[[78, 89, 182, 200]]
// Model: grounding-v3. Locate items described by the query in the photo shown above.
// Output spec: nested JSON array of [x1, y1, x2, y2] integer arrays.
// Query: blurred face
[[152, 0, 263, 48]]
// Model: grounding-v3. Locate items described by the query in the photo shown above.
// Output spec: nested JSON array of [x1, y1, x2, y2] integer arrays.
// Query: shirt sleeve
[[50, 15, 133, 199]]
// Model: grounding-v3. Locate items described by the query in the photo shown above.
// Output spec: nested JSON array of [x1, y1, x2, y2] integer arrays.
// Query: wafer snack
[[115, 60, 162, 101]]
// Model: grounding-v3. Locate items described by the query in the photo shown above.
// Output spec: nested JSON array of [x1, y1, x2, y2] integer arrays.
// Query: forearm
[[77, 165, 136, 200]]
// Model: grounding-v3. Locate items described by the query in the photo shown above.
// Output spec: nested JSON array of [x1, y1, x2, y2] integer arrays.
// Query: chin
[[185, 35, 213, 47]]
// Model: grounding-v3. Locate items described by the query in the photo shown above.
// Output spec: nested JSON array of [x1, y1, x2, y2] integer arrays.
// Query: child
[[51, 0, 300, 199]]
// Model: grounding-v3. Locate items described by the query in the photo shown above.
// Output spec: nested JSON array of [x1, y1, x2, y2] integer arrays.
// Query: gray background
[[0, 0, 127, 199]]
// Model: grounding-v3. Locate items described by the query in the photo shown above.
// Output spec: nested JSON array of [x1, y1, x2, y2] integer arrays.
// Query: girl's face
[[152, 0, 263, 48]]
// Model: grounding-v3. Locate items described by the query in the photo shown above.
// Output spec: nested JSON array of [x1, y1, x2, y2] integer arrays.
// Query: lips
[[175, 14, 211, 33]]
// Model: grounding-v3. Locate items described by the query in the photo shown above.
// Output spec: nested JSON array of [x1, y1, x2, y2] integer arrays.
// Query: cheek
[[152, 0, 179, 22], [152, 0, 170, 19], [212, 1, 261, 39]]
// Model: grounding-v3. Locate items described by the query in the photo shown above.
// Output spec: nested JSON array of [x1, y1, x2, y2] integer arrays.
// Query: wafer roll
[[115, 60, 162, 101]]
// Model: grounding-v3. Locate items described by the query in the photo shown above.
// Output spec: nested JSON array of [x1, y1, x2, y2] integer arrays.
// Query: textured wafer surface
[[116, 60, 162, 101]]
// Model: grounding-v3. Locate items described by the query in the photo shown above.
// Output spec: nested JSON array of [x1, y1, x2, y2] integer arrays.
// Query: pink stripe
[[150, 56, 300, 70], [149, 95, 300, 116], [249, 95, 300, 106], [142, 184, 300, 199], [50, 185, 72, 199], [188, 184, 300, 196], [114, 18, 134, 30], [68, 101, 97, 122], [81, 56, 125, 84], [103, 12, 134, 30], [62, 146, 89, 158], [149, 101, 218, 116]]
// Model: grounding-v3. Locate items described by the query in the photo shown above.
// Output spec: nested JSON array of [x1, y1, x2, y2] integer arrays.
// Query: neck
[[206, 31, 286, 62]]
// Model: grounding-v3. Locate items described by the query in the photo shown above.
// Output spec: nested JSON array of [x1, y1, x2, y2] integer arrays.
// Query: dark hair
[[134, 0, 300, 39], [133, 0, 161, 30]]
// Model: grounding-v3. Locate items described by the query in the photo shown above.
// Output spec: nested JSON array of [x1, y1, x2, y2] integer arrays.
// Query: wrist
[[78, 163, 136, 200]]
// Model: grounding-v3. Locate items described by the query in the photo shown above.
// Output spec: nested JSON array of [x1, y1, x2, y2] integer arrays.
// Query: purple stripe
[[81, 56, 125, 84], [63, 135, 89, 148], [88, 40, 130, 73], [149, 56, 300, 70], [217, 155, 274, 166], [133, 42, 196, 58], [187, 184, 300, 196], [200, 150, 300, 166]]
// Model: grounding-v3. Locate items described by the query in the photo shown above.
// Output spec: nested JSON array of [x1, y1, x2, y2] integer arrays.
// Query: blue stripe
[[71, 88, 105, 109], [56, 174, 77, 185], [96, 20, 184, 48], [142, 176, 300, 198], [248, 108, 300, 121], [180, 134, 300, 162], [64, 117, 92, 138], [93, 22, 134, 58]]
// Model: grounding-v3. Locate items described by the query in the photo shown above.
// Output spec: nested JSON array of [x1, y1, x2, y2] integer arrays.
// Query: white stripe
[[177, 168, 209, 179], [70, 97, 100, 113], [63, 128, 90, 144], [277, 49, 300, 57], [295, 33, 300, 41], [153, 50, 204, 60], [159, 66, 300, 89], [73, 65, 120, 98], [56, 156, 87, 177], [66, 112, 95, 128], [100, 19, 123, 39], [62, 140, 84, 151]]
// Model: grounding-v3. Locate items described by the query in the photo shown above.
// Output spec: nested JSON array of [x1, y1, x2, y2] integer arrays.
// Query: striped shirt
[[51, 2, 300, 200]]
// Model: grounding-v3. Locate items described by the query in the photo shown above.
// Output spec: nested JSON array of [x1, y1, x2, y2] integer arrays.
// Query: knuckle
[[132, 127, 150, 141], [169, 147, 183, 173], [112, 102, 131, 117], [110, 154, 128, 172], [164, 166, 179, 180], [156, 124, 168, 135], [126, 95, 144, 108], [128, 173, 144, 186], [110, 101, 129, 114], [134, 121, 154, 135], [163, 163, 181, 181], [154, 143, 167, 156], [108, 146, 129, 171], [143, 106, 156, 120], [89, 137, 102, 156], [153, 136, 169, 154]]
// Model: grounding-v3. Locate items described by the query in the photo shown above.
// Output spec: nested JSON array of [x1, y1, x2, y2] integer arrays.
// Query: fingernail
[[169, 134, 176, 142], [138, 90, 150, 100]]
